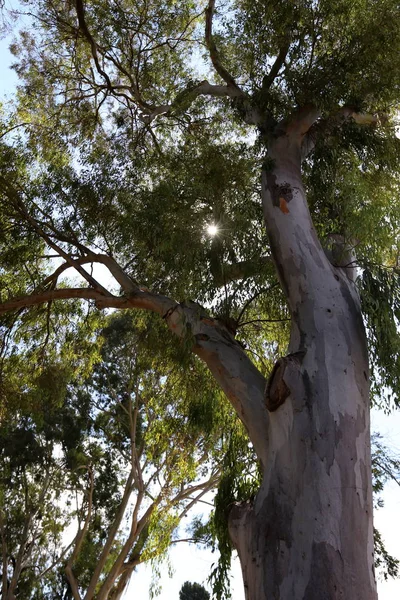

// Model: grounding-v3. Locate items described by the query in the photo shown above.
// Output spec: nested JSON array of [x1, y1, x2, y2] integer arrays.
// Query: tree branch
[[74, 0, 143, 110], [0, 288, 116, 315], [205, 0, 241, 90], [0, 288, 269, 465], [0, 511, 8, 599], [0, 177, 110, 295], [302, 106, 386, 157], [83, 470, 136, 599], [65, 468, 94, 600], [165, 302, 269, 467], [261, 40, 290, 93]]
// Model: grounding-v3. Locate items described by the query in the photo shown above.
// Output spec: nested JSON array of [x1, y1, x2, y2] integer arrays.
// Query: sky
[[1, 5, 400, 599]]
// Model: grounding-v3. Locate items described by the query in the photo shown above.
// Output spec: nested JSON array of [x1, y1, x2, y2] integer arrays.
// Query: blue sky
[[1, 11, 400, 599]]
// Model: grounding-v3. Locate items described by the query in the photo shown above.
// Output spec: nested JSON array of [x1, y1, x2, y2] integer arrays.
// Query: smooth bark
[[228, 122, 377, 599]]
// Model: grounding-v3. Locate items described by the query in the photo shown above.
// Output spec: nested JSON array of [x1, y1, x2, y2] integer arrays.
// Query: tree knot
[[265, 352, 304, 411]]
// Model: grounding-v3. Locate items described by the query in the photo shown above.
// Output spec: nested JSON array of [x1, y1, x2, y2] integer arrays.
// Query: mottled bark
[[228, 122, 377, 599]]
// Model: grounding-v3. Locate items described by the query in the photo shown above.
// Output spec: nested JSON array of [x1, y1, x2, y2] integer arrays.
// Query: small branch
[[0, 122, 31, 139], [74, 0, 135, 109], [0, 177, 110, 295], [38, 539, 75, 579], [7, 471, 52, 596], [95, 499, 156, 600], [236, 283, 279, 325], [83, 469, 136, 599]]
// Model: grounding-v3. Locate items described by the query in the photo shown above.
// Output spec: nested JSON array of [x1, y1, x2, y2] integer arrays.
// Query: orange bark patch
[[279, 197, 290, 214]]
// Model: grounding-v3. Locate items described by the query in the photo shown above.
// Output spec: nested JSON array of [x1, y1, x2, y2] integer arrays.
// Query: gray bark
[[227, 124, 377, 599]]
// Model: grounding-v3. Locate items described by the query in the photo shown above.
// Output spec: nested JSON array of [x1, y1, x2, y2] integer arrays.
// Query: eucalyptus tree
[[1, 1, 400, 599], [0, 303, 237, 600]]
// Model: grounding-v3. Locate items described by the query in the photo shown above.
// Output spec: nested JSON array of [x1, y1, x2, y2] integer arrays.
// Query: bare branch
[[74, 0, 140, 109], [7, 471, 53, 597], [38, 539, 75, 579], [95, 498, 156, 600], [84, 470, 136, 599]]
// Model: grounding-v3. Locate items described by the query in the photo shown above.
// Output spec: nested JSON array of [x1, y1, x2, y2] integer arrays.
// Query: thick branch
[[261, 40, 290, 93], [0, 290, 269, 464], [205, 0, 240, 89], [0, 288, 116, 314], [141, 79, 247, 123], [166, 302, 269, 467]]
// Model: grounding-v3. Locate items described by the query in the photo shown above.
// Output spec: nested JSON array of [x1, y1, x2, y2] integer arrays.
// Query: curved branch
[[74, 0, 141, 109], [0, 288, 269, 464], [141, 79, 247, 123]]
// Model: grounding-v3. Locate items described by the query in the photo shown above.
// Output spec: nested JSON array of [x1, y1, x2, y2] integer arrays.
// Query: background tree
[[179, 581, 210, 600], [0, 308, 243, 599], [1, 1, 400, 599]]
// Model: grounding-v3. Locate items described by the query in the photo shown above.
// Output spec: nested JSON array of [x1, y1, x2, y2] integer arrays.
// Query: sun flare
[[206, 223, 218, 237]]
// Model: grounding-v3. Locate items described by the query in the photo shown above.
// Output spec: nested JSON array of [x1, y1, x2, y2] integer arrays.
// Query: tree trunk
[[228, 125, 377, 599]]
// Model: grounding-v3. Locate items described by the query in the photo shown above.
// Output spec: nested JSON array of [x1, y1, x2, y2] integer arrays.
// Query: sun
[[206, 223, 219, 237]]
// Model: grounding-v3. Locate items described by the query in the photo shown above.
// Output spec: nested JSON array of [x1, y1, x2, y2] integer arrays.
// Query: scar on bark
[[265, 173, 293, 214], [265, 352, 304, 411]]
